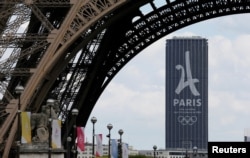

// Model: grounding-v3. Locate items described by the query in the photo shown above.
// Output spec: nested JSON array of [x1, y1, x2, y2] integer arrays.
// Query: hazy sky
[[83, 13, 250, 150]]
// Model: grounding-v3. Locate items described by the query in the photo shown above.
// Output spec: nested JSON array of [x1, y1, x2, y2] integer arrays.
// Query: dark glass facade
[[165, 37, 208, 150]]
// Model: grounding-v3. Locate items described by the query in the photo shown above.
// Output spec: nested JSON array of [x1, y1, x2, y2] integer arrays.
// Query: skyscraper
[[165, 37, 208, 150]]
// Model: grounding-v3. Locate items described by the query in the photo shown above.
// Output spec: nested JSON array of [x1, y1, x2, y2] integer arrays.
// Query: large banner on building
[[52, 119, 61, 148], [165, 37, 208, 150], [21, 112, 31, 144]]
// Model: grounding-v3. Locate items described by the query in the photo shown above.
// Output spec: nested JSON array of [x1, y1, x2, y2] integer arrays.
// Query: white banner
[[52, 119, 61, 148], [122, 143, 129, 158], [96, 134, 103, 157]]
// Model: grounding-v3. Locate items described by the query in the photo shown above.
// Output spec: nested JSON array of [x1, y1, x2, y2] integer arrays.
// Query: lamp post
[[47, 98, 55, 158], [193, 146, 198, 157], [91, 116, 97, 158], [118, 129, 124, 158], [185, 148, 188, 158], [107, 123, 113, 158], [153, 145, 157, 158], [72, 108, 79, 158], [15, 85, 24, 158], [67, 136, 72, 158]]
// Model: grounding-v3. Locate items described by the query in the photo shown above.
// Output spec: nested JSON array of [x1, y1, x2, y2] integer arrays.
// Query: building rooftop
[[172, 36, 204, 39]]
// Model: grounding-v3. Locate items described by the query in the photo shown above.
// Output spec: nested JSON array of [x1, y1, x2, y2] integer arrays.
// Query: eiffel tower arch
[[0, 0, 250, 156]]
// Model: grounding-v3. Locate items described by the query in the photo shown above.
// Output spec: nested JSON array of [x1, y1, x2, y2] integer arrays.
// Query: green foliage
[[129, 155, 150, 158]]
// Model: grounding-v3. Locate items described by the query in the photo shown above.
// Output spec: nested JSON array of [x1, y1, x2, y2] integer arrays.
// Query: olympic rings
[[177, 116, 197, 125]]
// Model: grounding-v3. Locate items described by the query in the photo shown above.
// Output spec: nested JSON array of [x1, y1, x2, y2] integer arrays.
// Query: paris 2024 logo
[[174, 51, 201, 125]]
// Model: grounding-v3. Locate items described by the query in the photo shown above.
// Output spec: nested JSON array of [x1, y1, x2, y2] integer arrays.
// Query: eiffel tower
[[0, 0, 249, 157]]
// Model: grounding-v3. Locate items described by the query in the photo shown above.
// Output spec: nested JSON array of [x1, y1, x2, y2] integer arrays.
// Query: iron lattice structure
[[0, 0, 250, 156]]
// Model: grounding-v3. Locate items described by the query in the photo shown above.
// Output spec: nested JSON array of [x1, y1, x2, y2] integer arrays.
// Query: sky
[[83, 13, 250, 150]]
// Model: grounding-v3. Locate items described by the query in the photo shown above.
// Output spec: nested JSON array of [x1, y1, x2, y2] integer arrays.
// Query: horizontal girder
[[0, 0, 73, 6]]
